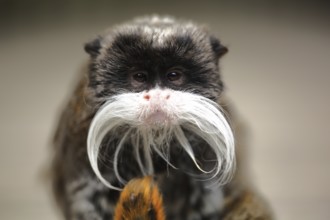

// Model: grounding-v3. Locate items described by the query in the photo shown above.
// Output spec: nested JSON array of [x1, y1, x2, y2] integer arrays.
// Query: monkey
[[51, 15, 273, 220]]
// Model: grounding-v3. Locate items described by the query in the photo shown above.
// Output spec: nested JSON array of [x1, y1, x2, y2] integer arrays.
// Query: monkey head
[[84, 16, 235, 190]]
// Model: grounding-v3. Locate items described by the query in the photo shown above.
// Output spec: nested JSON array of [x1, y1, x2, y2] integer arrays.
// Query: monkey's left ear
[[84, 36, 102, 58], [210, 36, 228, 59]]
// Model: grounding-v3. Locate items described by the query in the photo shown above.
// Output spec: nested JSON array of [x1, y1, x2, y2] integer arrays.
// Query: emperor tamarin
[[51, 15, 272, 220]]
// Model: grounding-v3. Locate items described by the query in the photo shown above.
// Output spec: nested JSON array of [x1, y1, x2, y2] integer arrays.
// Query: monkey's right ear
[[84, 36, 102, 57]]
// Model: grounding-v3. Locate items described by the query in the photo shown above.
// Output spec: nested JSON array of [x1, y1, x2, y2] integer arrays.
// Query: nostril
[[143, 94, 151, 101], [165, 94, 170, 100]]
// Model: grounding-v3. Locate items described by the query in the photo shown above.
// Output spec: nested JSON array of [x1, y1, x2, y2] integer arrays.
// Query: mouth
[[143, 109, 174, 126], [147, 110, 167, 122]]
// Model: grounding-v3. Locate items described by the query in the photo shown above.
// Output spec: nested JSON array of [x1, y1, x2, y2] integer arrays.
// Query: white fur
[[87, 89, 235, 190], [134, 16, 177, 45], [140, 25, 175, 45]]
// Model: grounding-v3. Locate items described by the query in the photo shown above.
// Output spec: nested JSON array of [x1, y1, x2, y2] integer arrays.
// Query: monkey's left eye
[[166, 71, 182, 83]]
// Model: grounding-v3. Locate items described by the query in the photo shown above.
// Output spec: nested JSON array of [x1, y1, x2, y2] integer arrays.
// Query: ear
[[84, 36, 102, 57], [210, 36, 228, 59]]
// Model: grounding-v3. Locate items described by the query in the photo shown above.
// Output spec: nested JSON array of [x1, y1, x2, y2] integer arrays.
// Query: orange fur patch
[[114, 176, 165, 220]]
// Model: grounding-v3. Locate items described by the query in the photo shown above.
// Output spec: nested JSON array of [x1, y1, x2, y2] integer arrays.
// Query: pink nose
[[143, 93, 151, 100], [143, 90, 171, 101]]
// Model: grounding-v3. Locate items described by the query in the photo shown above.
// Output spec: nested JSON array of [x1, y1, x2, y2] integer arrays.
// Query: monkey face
[[85, 17, 234, 190], [85, 17, 228, 103]]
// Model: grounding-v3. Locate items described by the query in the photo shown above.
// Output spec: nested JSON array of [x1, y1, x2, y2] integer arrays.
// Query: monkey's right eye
[[132, 71, 148, 83]]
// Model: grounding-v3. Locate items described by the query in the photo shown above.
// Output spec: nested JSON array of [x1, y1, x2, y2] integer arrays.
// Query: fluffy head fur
[[85, 15, 235, 191]]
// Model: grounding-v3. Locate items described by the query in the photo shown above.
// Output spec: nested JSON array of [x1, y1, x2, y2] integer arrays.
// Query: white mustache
[[87, 89, 235, 190]]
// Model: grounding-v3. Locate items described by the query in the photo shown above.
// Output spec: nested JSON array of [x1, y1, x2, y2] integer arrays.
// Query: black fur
[[209, 36, 228, 59], [87, 21, 226, 103], [84, 36, 102, 57]]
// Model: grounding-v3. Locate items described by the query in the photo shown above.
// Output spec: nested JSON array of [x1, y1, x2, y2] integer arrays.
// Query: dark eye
[[132, 71, 148, 83], [166, 71, 182, 82]]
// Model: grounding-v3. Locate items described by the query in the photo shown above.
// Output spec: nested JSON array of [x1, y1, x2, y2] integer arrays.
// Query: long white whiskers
[[87, 89, 235, 190]]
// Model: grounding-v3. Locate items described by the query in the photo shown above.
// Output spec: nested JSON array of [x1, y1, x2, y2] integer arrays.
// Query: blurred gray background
[[0, 0, 329, 219]]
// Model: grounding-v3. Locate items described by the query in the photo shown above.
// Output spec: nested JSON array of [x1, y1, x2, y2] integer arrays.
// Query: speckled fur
[[51, 16, 273, 220]]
